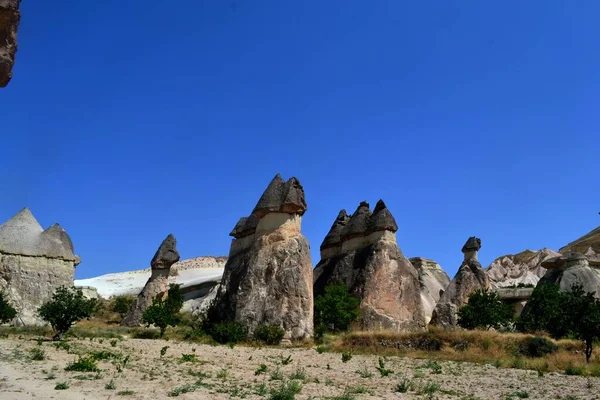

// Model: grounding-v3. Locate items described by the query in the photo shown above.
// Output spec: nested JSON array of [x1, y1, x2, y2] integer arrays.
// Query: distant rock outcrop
[[536, 252, 600, 297], [211, 174, 313, 340], [486, 248, 560, 288], [0, 0, 21, 87], [430, 237, 491, 327], [313, 200, 426, 331], [410, 257, 450, 324], [560, 225, 600, 259], [121, 234, 180, 327], [0, 208, 80, 325]]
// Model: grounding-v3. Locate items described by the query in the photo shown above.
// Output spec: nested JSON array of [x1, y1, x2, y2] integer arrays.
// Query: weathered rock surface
[[560, 225, 600, 259], [486, 248, 560, 288], [0, 208, 80, 325], [212, 174, 313, 340], [409, 257, 450, 324], [121, 234, 180, 327], [0, 0, 21, 87], [313, 200, 426, 331], [430, 237, 491, 327], [535, 252, 600, 297]]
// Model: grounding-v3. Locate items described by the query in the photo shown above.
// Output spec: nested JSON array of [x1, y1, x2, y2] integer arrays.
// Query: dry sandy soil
[[0, 336, 597, 400]]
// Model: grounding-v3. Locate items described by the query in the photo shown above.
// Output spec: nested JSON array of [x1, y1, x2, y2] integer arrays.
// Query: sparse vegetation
[[54, 381, 69, 390], [206, 321, 248, 344], [65, 357, 100, 372], [375, 357, 393, 377], [457, 289, 514, 330], [110, 295, 134, 320], [268, 380, 302, 400], [341, 350, 352, 363], [141, 284, 184, 337], [38, 286, 98, 340], [0, 291, 17, 324], [254, 323, 285, 345], [29, 346, 46, 361]]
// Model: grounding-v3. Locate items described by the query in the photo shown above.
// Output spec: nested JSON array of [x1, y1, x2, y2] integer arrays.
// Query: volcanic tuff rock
[[0, 208, 80, 325], [313, 200, 426, 331], [212, 174, 313, 340], [121, 234, 180, 327], [560, 225, 600, 259], [410, 257, 450, 324], [486, 248, 560, 288], [430, 237, 491, 327], [536, 252, 600, 296], [0, 0, 20, 87]]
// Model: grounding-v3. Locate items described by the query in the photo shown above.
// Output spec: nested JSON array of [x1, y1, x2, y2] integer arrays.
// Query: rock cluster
[[121, 234, 180, 327], [0, 208, 80, 325], [212, 174, 313, 340], [409, 257, 450, 324], [486, 248, 560, 288], [313, 200, 426, 331], [0, 0, 21, 87], [536, 251, 600, 297], [430, 237, 490, 327]]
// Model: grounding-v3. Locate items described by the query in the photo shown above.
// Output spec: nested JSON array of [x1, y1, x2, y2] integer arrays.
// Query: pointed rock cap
[[320, 210, 350, 251], [252, 174, 307, 218], [0, 207, 43, 256], [151, 234, 180, 269], [461, 237, 481, 253], [38, 223, 77, 261], [341, 201, 372, 240], [367, 200, 398, 234], [229, 214, 259, 238]]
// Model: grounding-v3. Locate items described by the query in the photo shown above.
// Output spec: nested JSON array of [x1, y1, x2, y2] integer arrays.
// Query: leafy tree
[[457, 289, 514, 330], [314, 282, 360, 333], [141, 284, 184, 337], [0, 291, 17, 324], [515, 283, 562, 334], [38, 286, 98, 340], [110, 295, 134, 320]]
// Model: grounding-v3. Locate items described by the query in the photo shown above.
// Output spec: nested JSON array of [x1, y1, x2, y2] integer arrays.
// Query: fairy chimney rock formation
[[121, 234, 180, 327], [313, 200, 426, 331], [535, 252, 600, 297], [430, 236, 491, 327], [0, 0, 21, 87], [212, 174, 313, 340], [0, 208, 80, 325], [410, 257, 450, 324]]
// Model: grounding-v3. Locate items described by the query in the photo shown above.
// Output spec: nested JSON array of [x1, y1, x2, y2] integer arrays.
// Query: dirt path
[[0, 337, 597, 399]]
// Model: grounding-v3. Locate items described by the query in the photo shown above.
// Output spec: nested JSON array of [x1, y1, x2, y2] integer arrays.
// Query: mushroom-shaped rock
[[320, 210, 350, 251], [0, 207, 43, 256], [367, 200, 398, 234], [462, 237, 482, 253], [229, 214, 259, 238], [341, 202, 372, 240], [0, 0, 21, 87], [252, 174, 307, 217], [121, 234, 180, 327], [39, 224, 78, 262], [282, 177, 307, 215]]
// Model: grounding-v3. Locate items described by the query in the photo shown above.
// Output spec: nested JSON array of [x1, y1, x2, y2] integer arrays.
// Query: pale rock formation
[[486, 248, 560, 288], [121, 234, 180, 327], [212, 174, 313, 340], [313, 200, 426, 331], [535, 252, 600, 297], [0, 208, 80, 325], [560, 225, 600, 259], [410, 257, 450, 324], [0, 0, 20, 87], [430, 237, 491, 327]]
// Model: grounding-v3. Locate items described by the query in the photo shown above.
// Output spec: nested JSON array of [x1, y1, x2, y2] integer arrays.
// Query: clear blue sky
[[2, 1, 598, 279]]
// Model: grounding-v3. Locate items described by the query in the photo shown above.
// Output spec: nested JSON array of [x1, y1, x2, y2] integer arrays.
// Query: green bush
[[110, 296, 134, 319], [38, 286, 98, 340], [0, 291, 17, 324], [253, 324, 285, 345], [141, 284, 184, 337], [314, 283, 360, 333], [65, 357, 100, 372], [208, 321, 248, 344], [457, 289, 514, 330], [518, 336, 558, 358]]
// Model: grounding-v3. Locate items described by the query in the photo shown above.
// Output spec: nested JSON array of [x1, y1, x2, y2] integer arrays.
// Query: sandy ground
[[0, 337, 598, 400]]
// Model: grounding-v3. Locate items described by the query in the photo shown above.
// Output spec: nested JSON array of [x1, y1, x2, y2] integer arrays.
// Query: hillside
[[486, 248, 560, 288], [560, 225, 600, 257]]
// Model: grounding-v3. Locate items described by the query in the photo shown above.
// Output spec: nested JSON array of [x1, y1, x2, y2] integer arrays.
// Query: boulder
[[486, 248, 560, 288], [313, 200, 426, 331], [211, 174, 313, 340], [0, 0, 21, 87], [0, 208, 80, 325], [430, 237, 491, 327], [121, 234, 180, 327], [409, 257, 450, 324]]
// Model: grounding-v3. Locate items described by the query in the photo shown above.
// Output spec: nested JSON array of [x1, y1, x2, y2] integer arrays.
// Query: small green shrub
[[424, 359, 442, 374], [54, 382, 69, 390], [355, 365, 373, 378], [141, 284, 184, 337], [269, 380, 302, 400], [316, 345, 326, 354], [208, 321, 247, 344], [65, 357, 100, 372], [281, 354, 293, 365], [110, 296, 134, 319], [419, 381, 440, 394], [254, 324, 285, 345], [255, 363, 268, 376], [394, 376, 413, 393], [160, 346, 169, 357], [105, 379, 117, 390], [270, 366, 284, 381], [376, 357, 393, 377], [341, 351, 353, 363], [110, 339, 118, 347], [179, 353, 197, 363], [564, 363, 585, 376], [53, 341, 71, 351], [117, 390, 135, 396], [518, 336, 558, 358], [168, 383, 198, 397], [0, 291, 17, 324], [29, 347, 46, 361], [289, 366, 307, 382]]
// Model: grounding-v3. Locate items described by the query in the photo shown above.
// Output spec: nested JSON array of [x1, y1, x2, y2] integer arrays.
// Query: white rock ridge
[[486, 248, 560, 288]]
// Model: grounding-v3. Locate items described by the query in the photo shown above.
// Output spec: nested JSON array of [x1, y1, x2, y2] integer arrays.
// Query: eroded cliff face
[[0, 0, 21, 87], [560, 225, 600, 259], [410, 257, 450, 324], [430, 237, 490, 327], [212, 174, 313, 340], [0, 208, 79, 326], [313, 201, 426, 332], [486, 248, 560, 288]]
